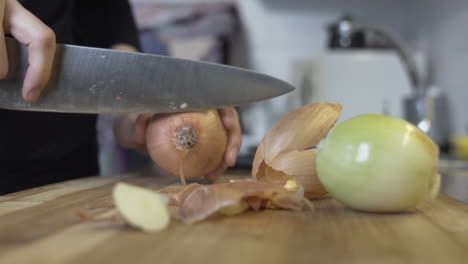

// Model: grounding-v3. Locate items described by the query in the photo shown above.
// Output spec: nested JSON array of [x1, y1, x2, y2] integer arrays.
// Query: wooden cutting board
[[1, 169, 468, 264]]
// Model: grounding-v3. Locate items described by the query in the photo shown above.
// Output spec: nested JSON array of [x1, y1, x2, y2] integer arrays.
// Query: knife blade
[[0, 37, 294, 114]]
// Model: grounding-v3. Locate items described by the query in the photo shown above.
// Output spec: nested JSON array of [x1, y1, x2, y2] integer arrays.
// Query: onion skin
[[271, 149, 327, 198], [146, 110, 227, 181], [251, 102, 342, 199], [316, 114, 440, 213]]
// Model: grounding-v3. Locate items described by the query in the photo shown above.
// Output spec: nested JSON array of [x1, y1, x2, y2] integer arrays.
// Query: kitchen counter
[[1, 169, 468, 264]]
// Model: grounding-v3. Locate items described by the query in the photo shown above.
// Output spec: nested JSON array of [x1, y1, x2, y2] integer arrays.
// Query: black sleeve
[[72, 0, 141, 50]]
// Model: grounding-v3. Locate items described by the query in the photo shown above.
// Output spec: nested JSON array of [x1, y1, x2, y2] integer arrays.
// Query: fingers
[[0, 0, 8, 79], [21, 29, 56, 102], [4, 0, 56, 102], [113, 113, 152, 155], [113, 115, 136, 149], [219, 107, 235, 129], [204, 108, 242, 182], [134, 113, 152, 145], [219, 107, 242, 167]]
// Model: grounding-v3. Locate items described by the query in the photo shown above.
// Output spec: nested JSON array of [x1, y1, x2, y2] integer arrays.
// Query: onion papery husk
[[252, 102, 342, 199], [159, 179, 309, 223]]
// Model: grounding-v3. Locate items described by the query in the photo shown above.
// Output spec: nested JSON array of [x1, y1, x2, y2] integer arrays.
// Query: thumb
[[134, 113, 152, 145]]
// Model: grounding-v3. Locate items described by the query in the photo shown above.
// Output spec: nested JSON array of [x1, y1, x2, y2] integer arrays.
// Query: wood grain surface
[[1, 169, 467, 264]]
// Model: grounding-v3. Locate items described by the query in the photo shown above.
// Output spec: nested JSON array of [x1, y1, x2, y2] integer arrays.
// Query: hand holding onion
[[113, 108, 242, 183]]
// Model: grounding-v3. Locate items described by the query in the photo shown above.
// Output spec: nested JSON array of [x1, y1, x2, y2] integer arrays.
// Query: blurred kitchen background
[[98, 0, 468, 202]]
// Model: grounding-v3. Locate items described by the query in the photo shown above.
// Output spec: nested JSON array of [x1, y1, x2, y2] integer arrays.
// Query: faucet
[[328, 15, 450, 147]]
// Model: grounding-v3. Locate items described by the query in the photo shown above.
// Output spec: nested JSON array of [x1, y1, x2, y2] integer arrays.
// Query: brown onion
[[146, 110, 228, 184]]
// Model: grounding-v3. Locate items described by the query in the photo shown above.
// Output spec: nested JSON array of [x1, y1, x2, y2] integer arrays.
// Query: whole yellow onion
[[146, 110, 227, 184], [317, 114, 440, 212]]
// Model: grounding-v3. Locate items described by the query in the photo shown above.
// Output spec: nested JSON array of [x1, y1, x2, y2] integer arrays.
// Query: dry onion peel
[[262, 102, 342, 163], [159, 179, 311, 224], [251, 139, 265, 180], [78, 180, 310, 229], [218, 200, 250, 216], [252, 102, 342, 199], [270, 149, 327, 198], [159, 183, 203, 206]]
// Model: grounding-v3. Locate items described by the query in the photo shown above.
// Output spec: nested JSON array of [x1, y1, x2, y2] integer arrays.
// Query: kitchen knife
[[0, 37, 294, 114]]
